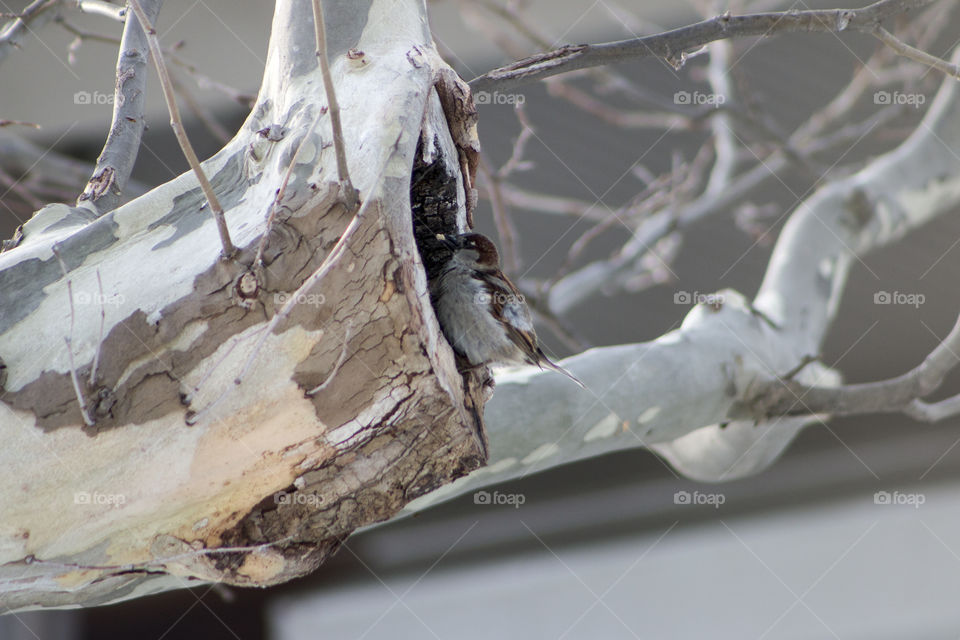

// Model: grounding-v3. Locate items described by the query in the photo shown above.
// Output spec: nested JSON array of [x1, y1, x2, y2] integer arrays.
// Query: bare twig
[[873, 26, 960, 79], [470, 0, 935, 92], [51, 245, 94, 427], [253, 120, 321, 268], [77, 0, 162, 215], [169, 69, 232, 144], [126, 0, 235, 257], [0, 0, 61, 64], [307, 322, 354, 395], [88, 270, 105, 386], [310, 0, 358, 207], [704, 37, 736, 197], [478, 157, 521, 274]]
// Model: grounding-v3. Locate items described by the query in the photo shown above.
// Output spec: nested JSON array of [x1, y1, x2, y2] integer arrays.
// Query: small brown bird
[[431, 232, 584, 388]]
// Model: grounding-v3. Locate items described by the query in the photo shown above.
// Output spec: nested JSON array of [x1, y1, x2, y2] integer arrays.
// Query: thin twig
[[127, 0, 235, 257], [704, 36, 736, 197], [254, 118, 321, 267], [478, 156, 520, 274], [0, 0, 61, 64], [873, 26, 960, 79], [470, 0, 936, 92], [307, 322, 354, 395], [310, 0, 358, 207], [169, 69, 232, 144], [88, 269, 105, 386], [52, 245, 95, 427]]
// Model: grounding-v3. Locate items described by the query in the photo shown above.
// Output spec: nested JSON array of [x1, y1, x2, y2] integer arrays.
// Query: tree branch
[[311, 0, 357, 208], [739, 312, 960, 420], [0, 0, 61, 65], [469, 0, 935, 92], [126, 0, 235, 257], [77, 0, 163, 215], [873, 25, 960, 78]]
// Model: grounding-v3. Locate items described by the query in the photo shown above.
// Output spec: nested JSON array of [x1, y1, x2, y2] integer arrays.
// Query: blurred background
[[3, 0, 960, 638]]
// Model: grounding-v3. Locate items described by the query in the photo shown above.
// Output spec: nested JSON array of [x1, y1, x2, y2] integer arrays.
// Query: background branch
[[469, 0, 935, 92], [77, 0, 163, 215]]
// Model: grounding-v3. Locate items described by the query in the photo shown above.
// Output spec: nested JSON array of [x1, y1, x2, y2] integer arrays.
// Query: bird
[[430, 232, 585, 388]]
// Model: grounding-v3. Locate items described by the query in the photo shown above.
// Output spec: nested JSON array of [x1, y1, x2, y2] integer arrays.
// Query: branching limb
[[77, 0, 162, 215], [740, 313, 960, 420], [126, 0, 235, 257], [470, 0, 935, 92], [873, 25, 960, 78], [0, 0, 61, 64]]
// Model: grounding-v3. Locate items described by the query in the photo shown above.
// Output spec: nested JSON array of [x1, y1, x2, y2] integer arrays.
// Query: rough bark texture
[[0, 0, 486, 611]]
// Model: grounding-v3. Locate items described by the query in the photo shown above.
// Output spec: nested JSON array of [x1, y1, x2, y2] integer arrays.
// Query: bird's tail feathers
[[537, 351, 585, 389]]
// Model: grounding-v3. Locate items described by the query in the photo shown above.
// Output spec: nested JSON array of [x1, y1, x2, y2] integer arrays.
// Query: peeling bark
[[0, 0, 486, 611]]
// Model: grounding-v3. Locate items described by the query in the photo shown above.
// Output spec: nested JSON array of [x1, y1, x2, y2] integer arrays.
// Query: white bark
[[0, 0, 485, 611], [1, 0, 958, 614]]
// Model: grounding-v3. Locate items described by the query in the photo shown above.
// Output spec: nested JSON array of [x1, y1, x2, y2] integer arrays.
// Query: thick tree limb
[[0, 0, 485, 611]]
